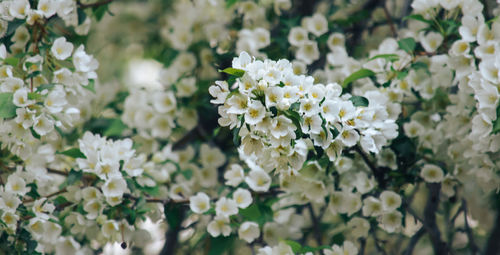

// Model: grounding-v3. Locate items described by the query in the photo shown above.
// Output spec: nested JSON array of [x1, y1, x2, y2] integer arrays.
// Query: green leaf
[[239, 203, 262, 222], [66, 170, 83, 186], [93, 5, 109, 21], [398, 38, 416, 53], [103, 118, 127, 137], [284, 240, 302, 253], [283, 110, 303, 137], [27, 70, 41, 79], [82, 79, 96, 93], [28, 92, 42, 101], [26, 183, 40, 200], [0, 93, 17, 118], [209, 236, 235, 255], [403, 14, 432, 25], [349, 96, 369, 107], [397, 70, 409, 80], [53, 196, 68, 207], [492, 104, 500, 134], [3, 57, 19, 66], [368, 54, 399, 62], [36, 83, 55, 92], [77, 8, 87, 25], [302, 245, 331, 253], [342, 69, 375, 88], [57, 148, 87, 159], [219, 67, 245, 77], [411, 61, 428, 69], [226, 0, 239, 8]]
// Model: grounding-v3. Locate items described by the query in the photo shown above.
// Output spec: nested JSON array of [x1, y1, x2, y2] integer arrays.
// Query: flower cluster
[[211, 51, 398, 177]]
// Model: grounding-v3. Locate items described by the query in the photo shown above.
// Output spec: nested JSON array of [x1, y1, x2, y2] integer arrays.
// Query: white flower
[[215, 197, 238, 217], [233, 188, 252, 208], [207, 216, 231, 237], [33, 114, 54, 136], [288, 27, 308, 46], [339, 127, 359, 147], [83, 199, 102, 219], [254, 28, 271, 49], [151, 115, 173, 138], [102, 176, 127, 198], [72, 45, 98, 73], [245, 100, 266, 125], [153, 91, 176, 113], [32, 198, 55, 219], [419, 31, 443, 53], [55, 236, 80, 255], [9, 0, 30, 19], [102, 219, 119, 238], [51, 37, 73, 60], [296, 41, 319, 65], [347, 217, 370, 238], [238, 222, 260, 243], [325, 240, 358, 255], [37, 0, 56, 18], [403, 120, 424, 138], [305, 13, 328, 37], [5, 174, 28, 196], [190, 192, 211, 214], [245, 169, 271, 192], [2, 211, 19, 231], [420, 164, 444, 183], [200, 144, 226, 168], [44, 85, 67, 113], [380, 191, 401, 212], [327, 33, 345, 50], [13, 88, 33, 107], [232, 51, 252, 70], [379, 211, 402, 233], [0, 192, 21, 213], [224, 164, 245, 187], [362, 197, 383, 216]]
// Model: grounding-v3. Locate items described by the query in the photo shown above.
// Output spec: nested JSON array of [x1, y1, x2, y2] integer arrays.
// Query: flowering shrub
[[1, 0, 500, 254]]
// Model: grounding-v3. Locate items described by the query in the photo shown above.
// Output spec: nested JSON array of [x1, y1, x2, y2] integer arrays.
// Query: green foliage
[[82, 79, 96, 93], [103, 119, 128, 137], [342, 69, 375, 88], [208, 236, 235, 255], [57, 148, 87, 159], [349, 96, 369, 107], [219, 67, 245, 77], [368, 54, 400, 62], [492, 103, 500, 134], [0, 93, 17, 118], [398, 38, 416, 53]]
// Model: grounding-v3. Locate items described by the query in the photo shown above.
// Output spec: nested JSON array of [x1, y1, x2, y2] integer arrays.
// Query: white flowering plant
[[1, 0, 500, 254]]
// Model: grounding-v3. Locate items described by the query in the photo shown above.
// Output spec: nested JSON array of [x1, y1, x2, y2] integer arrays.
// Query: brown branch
[[307, 204, 323, 246], [424, 183, 449, 255], [47, 168, 69, 176], [354, 145, 387, 188], [382, 1, 397, 37], [403, 228, 426, 255], [462, 199, 479, 255], [23, 188, 68, 203]]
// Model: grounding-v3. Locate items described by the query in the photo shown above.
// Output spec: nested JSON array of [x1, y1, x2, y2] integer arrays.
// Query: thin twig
[[307, 203, 323, 246], [23, 188, 68, 203], [382, 1, 397, 37]]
